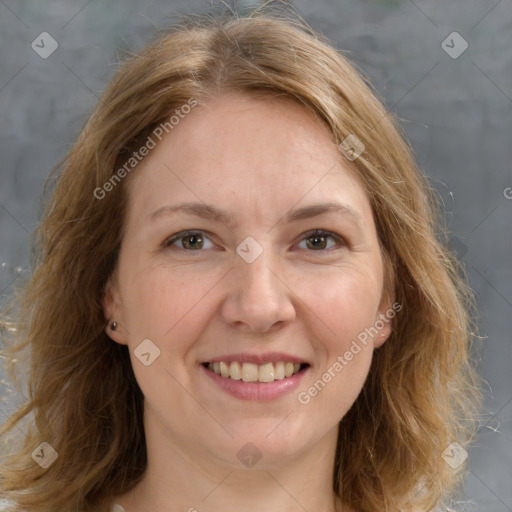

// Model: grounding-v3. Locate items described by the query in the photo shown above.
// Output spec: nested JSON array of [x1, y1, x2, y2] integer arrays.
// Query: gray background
[[0, 0, 511, 510]]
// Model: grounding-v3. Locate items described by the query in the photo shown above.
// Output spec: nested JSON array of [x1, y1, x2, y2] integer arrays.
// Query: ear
[[102, 274, 128, 346], [373, 249, 398, 349], [373, 291, 395, 349]]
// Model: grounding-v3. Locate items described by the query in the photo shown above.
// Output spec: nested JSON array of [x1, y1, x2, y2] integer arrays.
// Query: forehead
[[126, 92, 373, 227]]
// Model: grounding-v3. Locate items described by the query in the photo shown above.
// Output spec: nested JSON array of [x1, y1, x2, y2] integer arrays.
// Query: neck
[[114, 409, 343, 512]]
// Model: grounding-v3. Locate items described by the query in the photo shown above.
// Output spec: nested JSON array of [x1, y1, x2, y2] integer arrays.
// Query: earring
[[110, 321, 117, 331]]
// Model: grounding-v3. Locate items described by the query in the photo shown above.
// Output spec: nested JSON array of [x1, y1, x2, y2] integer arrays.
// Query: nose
[[220, 247, 296, 333]]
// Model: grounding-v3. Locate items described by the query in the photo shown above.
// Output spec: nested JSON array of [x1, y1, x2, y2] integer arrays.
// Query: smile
[[203, 361, 309, 383]]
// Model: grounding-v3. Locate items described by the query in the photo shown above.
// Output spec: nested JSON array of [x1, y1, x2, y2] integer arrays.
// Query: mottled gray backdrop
[[0, 1, 511, 510]]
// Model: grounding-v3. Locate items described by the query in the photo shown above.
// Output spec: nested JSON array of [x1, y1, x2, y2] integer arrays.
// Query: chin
[[205, 420, 319, 468]]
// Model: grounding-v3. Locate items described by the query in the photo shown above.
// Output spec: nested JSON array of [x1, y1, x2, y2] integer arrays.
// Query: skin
[[103, 92, 392, 512]]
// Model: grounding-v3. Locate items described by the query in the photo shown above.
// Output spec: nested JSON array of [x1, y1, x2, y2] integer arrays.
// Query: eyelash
[[162, 229, 346, 253]]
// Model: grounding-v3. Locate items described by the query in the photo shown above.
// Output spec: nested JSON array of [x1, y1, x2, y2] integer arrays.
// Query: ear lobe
[[374, 318, 392, 349], [374, 293, 395, 349]]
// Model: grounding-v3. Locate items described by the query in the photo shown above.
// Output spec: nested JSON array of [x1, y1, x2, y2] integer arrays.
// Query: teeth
[[274, 361, 285, 380], [241, 362, 259, 382], [219, 361, 230, 378], [259, 362, 275, 383], [229, 361, 242, 380], [206, 361, 304, 382]]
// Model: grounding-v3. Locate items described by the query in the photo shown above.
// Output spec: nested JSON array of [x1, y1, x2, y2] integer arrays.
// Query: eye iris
[[306, 234, 327, 250], [183, 233, 203, 250]]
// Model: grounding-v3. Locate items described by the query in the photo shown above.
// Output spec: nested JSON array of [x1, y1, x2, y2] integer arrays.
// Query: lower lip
[[200, 364, 309, 401]]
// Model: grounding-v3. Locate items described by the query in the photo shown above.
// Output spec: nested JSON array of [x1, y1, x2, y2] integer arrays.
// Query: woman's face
[[104, 92, 392, 470]]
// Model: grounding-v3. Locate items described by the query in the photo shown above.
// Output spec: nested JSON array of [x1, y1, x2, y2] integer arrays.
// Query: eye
[[163, 230, 215, 251], [296, 230, 345, 251]]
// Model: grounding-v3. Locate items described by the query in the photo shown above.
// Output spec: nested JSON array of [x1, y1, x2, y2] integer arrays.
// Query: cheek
[[120, 263, 221, 351], [117, 265, 223, 407], [268, 273, 380, 450], [302, 264, 383, 344], [297, 269, 381, 404]]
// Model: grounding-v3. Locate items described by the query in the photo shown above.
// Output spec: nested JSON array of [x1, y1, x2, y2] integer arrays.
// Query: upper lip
[[201, 352, 310, 365]]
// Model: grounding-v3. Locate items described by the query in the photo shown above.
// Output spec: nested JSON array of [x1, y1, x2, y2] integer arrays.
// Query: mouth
[[201, 361, 310, 383]]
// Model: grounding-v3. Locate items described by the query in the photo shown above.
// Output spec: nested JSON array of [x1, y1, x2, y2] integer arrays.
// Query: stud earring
[[110, 321, 117, 331]]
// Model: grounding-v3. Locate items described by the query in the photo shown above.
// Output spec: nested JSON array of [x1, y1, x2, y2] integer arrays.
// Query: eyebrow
[[148, 201, 362, 228]]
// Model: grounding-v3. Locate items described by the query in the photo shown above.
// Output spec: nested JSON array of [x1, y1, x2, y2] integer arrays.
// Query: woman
[[0, 9, 480, 512]]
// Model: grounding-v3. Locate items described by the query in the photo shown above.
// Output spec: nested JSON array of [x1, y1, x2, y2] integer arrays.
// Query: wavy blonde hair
[[0, 7, 480, 512]]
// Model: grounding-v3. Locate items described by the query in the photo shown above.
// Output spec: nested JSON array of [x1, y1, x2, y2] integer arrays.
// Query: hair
[[0, 5, 481, 512]]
